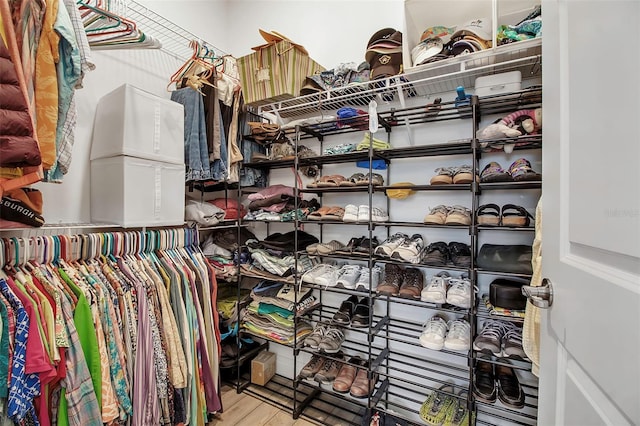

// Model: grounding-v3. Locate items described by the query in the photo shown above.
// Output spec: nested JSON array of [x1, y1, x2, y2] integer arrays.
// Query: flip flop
[[317, 175, 347, 187]]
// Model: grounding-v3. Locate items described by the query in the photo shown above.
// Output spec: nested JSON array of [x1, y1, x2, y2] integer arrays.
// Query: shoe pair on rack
[[334, 264, 382, 291], [333, 356, 378, 398], [473, 320, 527, 360], [303, 324, 345, 354], [336, 235, 380, 256], [424, 205, 472, 226], [375, 233, 425, 264], [419, 315, 470, 352], [421, 272, 476, 309], [480, 158, 541, 183], [376, 263, 424, 299], [476, 203, 535, 227], [473, 361, 525, 409], [332, 295, 373, 327], [420, 384, 472, 426], [421, 241, 471, 268], [430, 165, 476, 185], [343, 204, 389, 223]]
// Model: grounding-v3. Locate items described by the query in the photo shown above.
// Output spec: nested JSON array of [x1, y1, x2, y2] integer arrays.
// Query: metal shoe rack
[[226, 42, 542, 425]]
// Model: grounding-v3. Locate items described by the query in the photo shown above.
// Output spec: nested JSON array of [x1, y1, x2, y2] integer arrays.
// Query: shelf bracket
[[369, 378, 390, 408], [372, 347, 390, 371], [369, 316, 390, 342]]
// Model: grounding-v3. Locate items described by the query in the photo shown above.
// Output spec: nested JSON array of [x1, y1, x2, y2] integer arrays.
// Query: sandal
[[339, 172, 365, 187], [452, 165, 475, 184], [501, 204, 534, 227], [356, 172, 384, 186], [508, 158, 542, 182], [430, 167, 454, 185], [317, 174, 346, 187], [480, 162, 512, 183], [476, 204, 501, 226], [307, 175, 322, 188], [307, 206, 331, 220], [322, 206, 345, 221]]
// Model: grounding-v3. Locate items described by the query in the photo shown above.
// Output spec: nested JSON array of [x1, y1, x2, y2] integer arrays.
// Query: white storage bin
[[91, 84, 184, 165], [91, 156, 185, 227], [474, 71, 522, 97]]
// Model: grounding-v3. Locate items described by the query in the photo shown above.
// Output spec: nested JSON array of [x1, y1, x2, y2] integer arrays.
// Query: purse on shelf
[[489, 278, 528, 310], [248, 121, 281, 143], [477, 244, 533, 275]]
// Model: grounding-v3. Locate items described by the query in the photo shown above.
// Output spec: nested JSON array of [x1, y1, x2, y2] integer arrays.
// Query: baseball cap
[[411, 38, 444, 67], [450, 18, 492, 43], [420, 26, 456, 44], [369, 52, 403, 80], [367, 28, 402, 48]]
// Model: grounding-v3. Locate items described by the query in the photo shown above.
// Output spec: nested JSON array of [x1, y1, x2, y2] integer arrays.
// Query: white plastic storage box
[[91, 84, 185, 165], [90, 156, 185, 227], [474, 71, 522, 97]]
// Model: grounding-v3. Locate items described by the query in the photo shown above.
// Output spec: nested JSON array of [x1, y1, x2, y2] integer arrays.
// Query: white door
[[539, 1, 640, 425]]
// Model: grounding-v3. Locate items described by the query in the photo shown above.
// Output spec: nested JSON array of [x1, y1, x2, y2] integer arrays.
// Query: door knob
[[521, 278, 554, 309]]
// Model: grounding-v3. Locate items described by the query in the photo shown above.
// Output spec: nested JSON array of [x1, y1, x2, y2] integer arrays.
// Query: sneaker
[[351, 297, 372, 328], [390, 234, 425, 264], [376, 263, 403, 296], [299, 354, 325, 379], [473, 320, 516, 357], [335, 265, 361, 289], [374, 232, 409, 257], [446, 275, 474, 309], [303, 324, 328, 349], [301, 264, 332, 285], [444, 390, 472, 426], [419, 315, 449, 350], [423, 205, 449, 225], [496, 364, 525, 408], [342, 204, 359, 222], [445, 205, 471, 225], [473, 361, 497, 403], [354, 265, 382, 291], [398, 267, 424, 299], [421, 242, 450, 266], [370, 207, 389, 222], [444, 319, 471, 351], [314, 264, 340, 288], [318, 327, 346, 354], [448, 242, 471, 267], [502, 327, 528, 360], [357, 205, 370, 222], [315, 240, 346, 255], [314, 353, 344, 384], [419, 384, 455, 425], [421, 271, 450, 304]]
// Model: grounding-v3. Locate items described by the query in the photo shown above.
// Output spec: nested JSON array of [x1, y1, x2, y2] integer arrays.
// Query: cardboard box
[[91, 84, 185, 165], [90, 156, 185, 227], [251, 351, 276, 386], [237, 40, 325, 107]]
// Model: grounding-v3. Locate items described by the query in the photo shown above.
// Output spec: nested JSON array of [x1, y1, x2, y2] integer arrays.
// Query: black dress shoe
[[496, 364, 525, 408], [473, 361, 497, 403], [351, 297, 372, 328], [332, 295, 359, 325]]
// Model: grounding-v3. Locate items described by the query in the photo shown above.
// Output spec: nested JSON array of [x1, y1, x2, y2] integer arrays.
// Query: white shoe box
[[91, 156, 185, 227], [474, 71, 522, 98], [90, 84, 185, 165]]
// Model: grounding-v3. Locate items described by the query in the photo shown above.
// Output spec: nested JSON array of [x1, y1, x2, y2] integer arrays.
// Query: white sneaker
[[343, 204, 359, 222], [390, 233, 425, 264], [301, 264, 328, 285], [446, 275, 474, 309], [444, 319, 471, 351], [374, 233, 408, 257], [419, 315, 449, 350], [335, 265, 361, 289], [314, 264, 340, 288], [371, 207, 389, 222], [354, 265, 382, 291], [421, 271, 450, 304], [357, 205, 370, 222]]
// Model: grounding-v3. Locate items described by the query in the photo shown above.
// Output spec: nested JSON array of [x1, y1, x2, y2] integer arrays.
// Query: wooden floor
[[208, 383, 323, 426]]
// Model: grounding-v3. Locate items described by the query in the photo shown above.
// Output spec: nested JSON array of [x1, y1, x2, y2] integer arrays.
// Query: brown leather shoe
[[376, 263, 403, 296], [398, 267, 424, 299], [332, 356, 363, 393], [350, 363, 378, 398]]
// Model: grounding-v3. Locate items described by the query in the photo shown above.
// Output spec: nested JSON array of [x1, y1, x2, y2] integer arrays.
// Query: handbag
[[248, 122, 281, 143], [489, 278, 528, 310], [477, 244, 533, 275]]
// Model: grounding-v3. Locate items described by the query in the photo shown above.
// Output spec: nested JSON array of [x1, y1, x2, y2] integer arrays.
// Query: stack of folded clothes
[[242, 280, 317, 344], [202, 227, 257, 281]]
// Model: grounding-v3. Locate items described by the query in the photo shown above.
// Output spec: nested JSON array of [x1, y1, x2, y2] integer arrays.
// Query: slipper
[[480, 162, 512, 183], [501, 204, 534, 227], [339, 173, 365, 187], [356, 173, 384, 186], [508, 158, 542, 182], [308, 206, 331, 220], [476, 204, 501, 226], [317, 175, 346, 187], [322, 206, 345, 221]]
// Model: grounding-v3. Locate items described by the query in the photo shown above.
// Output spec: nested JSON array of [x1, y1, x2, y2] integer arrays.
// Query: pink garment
[[246, 184, 294, 201]]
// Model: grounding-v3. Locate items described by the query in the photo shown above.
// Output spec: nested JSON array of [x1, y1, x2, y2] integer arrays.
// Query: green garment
[[0, 299, 9, 398]]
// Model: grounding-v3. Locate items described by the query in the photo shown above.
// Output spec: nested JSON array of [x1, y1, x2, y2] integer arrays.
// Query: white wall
[[35, 0, 404, 225]]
